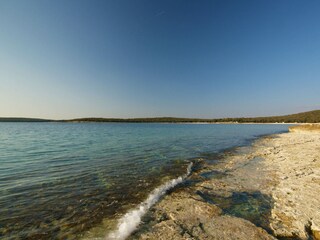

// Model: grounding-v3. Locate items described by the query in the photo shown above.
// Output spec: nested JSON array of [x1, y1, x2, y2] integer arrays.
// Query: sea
[[0, 122, 290, 240]]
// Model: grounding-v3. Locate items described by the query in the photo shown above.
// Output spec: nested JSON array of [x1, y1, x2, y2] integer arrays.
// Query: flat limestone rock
[[203, 215, 275, 240], [259, 131, 320, 239], [153, 191, 222, 223], [134, 129, 320, 240], [138, 215, 275, 240], [136, 191, 275, 240]]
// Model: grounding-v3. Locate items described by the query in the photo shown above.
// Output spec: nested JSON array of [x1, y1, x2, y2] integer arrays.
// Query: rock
[[138, 215, 275, 240], [133, 131, 320, 240], [136, 190, 275, 240], [203, 215, 275, 240], [313, 230, 320, 240], [138, 220, 190, 240], [153, 191, 222, 223], [311, 221, 320, 240]]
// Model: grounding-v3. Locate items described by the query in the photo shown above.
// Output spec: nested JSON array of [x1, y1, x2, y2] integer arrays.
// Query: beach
[[2, 123, 292, 240], [2, 123, 319, 239], [129, 125, 320, 240]]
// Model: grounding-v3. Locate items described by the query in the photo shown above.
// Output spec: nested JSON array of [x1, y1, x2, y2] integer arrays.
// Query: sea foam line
[[107, 162, 193, 240]]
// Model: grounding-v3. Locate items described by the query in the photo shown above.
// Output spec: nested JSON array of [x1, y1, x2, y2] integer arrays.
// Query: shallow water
[[0, 123, 289, 239], [196, 190, 273, 232]]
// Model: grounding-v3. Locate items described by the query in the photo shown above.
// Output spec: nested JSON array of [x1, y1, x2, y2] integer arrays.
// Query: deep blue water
[[0, 123, 290, 239]]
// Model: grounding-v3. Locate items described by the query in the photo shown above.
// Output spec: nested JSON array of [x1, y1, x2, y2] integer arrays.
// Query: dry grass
[[289, 124, 320, 132]]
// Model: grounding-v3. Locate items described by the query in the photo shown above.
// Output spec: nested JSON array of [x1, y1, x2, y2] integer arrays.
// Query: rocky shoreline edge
[[128, 126, 320, 240]]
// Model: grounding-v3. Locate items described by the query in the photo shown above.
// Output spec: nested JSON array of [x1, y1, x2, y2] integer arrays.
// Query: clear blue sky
[[1, 0, 320, 119]]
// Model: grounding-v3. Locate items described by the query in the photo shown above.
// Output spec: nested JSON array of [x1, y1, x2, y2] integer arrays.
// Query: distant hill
[[0, 118, 51, 122], [67, 110, 320, 123], [65, 117, 209, 123], [1, 110, 320, 123], [213, 110, 320, 123]]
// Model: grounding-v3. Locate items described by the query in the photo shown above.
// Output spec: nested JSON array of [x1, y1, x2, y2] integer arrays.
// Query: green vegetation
[[1, 110, 320, 123]]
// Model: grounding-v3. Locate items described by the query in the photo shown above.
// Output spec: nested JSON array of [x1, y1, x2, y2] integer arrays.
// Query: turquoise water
[[0, 123, 289, 239]]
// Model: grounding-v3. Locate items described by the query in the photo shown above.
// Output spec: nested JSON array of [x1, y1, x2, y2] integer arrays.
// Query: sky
[[1, 0, 320, 119]]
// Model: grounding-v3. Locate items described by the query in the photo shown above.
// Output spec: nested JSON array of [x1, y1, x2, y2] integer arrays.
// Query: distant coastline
[[0, 117, 53, 122], [1, 110, 320, 123]]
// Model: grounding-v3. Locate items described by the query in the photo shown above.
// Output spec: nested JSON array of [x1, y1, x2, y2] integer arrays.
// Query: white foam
[[106, 162, 193, 240]]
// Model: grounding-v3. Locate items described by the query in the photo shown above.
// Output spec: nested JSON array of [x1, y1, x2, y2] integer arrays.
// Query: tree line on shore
[[1, 110, 319, 123]]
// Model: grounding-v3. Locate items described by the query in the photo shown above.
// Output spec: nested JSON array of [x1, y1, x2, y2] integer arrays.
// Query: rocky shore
[[129, 125, 320, 240]]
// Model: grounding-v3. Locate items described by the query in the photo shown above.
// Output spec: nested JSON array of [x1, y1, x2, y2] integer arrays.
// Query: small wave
[[107, 162, 193, 240]]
